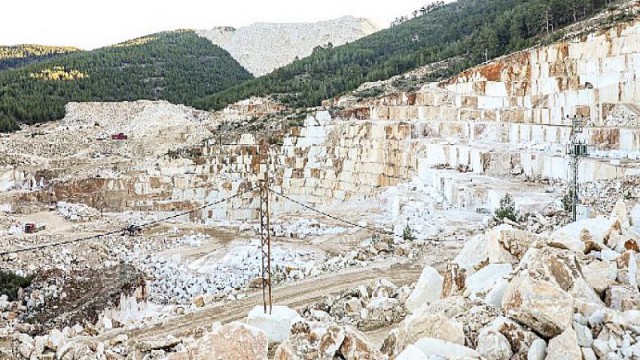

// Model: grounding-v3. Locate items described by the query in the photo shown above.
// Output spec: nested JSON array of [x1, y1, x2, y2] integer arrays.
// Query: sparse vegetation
[[353, 87, 385, 99], [392, 75, 423, 92]]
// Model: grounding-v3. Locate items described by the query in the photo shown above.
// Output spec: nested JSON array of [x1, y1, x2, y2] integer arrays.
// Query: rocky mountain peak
[[196, 16, 378, 76]]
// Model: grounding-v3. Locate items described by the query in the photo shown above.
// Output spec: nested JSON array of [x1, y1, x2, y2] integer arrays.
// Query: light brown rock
[[475, 328, 512, 360], [344, 298, 363, 314], [546, 328, 581, 360], [380, 329, 398, 357], [193, 295, 205, 308], [582, 259, 616, 295], [616, 250, 638, 287], [492, 317, 542, 358], [187, 322, 268, 360], [521, 247, 601, 304], [502, 273, 574, 338], [604, 285, 640, 311], [441, 262, 466, 298], [339, 326, 382, 360], [318, 325, 345, 359], [395, 297, 469, 352], [487, 225, 543, 264]]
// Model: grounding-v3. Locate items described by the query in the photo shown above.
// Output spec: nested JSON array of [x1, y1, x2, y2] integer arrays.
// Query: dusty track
[[98, 261, 423, 345]]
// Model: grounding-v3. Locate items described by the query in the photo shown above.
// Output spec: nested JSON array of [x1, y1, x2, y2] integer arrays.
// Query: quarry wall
[[6, 19, 640, 221]]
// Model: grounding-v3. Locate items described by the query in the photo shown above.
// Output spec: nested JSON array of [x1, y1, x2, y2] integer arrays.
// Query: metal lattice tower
[[566, 115, 589, 222], [258, 141, 273, 315], [218, 137, 273, 314]]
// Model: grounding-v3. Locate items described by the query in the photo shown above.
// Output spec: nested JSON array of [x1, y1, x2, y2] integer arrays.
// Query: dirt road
[[99, 260, 423, 345]]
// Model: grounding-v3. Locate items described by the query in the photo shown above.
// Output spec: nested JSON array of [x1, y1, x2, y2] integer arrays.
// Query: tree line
[[390, 1, 446, 27], [0, 45, 79, 71]]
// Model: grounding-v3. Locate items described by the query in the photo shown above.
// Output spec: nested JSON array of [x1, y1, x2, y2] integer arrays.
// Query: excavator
[[124, 224, 142, 236]]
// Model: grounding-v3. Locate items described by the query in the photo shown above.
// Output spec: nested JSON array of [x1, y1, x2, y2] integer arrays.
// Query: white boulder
[[454, 234, 488, 273], [552, 217, 617, 246], [610, 199, 630, 227], [527, 338, 547, 360], [246, 305, 302, 344], [484, 279, 509, 309], [487, 225, 543, 264], [45, 329, 65, 351], [413, 337, 480, 359], [465, 263, 512, 297], [395, 344, 429, 360], [405, 266, 443, 313], [573, 321, 593, 347], [582, 259, 617, 295], [630, 204, 640, 228]]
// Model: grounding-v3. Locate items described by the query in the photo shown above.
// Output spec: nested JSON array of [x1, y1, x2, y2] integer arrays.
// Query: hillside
[[0, 45, 80, 71], [196, 16, 378, 76], [0, 31, 253, 132], [195, 0, 614, 111]]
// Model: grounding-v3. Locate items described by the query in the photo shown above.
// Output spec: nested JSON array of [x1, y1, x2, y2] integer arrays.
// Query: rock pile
[[57, 201, 100, 222], [0, 211, 20, 236], [275, 320, 382, 360], [137, 240, 318, 305], [383, 198, 640, 359], [300, 279, 410, 332], [267, 218, 348, 239], [10, 320, 270, 360], [580, 177, 640, 215]]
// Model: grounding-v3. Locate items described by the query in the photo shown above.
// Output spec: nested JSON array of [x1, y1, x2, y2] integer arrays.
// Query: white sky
[[1, 0, 435, 50]]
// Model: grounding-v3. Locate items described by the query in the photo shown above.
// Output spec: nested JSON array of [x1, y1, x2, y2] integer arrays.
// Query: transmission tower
[[218, 137, 273, 314], [566, 115, 589, 222], [258, 140, 273, 315]]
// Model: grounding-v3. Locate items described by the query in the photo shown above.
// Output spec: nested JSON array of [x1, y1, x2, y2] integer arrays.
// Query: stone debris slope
[[196, 16, 378, 76], [269, 199, 640, 360]]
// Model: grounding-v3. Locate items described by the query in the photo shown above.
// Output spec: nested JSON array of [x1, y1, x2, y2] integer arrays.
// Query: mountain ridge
[[0, 30, 252, 132]]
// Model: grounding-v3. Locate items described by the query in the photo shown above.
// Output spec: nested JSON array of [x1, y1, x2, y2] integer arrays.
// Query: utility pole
[[566, 115, 589, 222], [219, 137, 273, 314], [257, 139, 273, 314]]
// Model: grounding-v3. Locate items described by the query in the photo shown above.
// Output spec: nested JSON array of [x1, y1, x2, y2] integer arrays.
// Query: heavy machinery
[[24, 223, 46, 234], [124, 224, 142, 236]]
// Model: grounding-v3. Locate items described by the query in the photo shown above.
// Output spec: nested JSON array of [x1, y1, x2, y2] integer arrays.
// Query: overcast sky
[[1, 0, 440, 49]]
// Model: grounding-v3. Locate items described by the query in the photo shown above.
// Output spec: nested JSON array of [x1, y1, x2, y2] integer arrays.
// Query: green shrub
[[403, 225, 416, 241], [495, 193, 519, 222], [562, 190, 574, 212], [0, 270, 33, 301]]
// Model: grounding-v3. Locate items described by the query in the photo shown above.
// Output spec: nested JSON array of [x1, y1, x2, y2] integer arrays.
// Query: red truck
[[111, 133, 128, 140], [24, 223, 46, 234]]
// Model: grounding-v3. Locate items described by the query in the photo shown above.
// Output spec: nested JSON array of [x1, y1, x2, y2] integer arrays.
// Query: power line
[[0, 187, 257, 256], [268, 188, 394, 236], [270, 188, 475, 244]]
